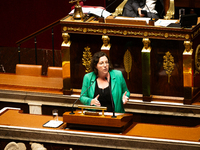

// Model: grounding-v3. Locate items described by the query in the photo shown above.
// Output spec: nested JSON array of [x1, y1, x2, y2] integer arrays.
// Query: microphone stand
[[99, 0, 118, 23], [145, 4, 154, 26], [105, 77, 116, 118], [70, 78, 97, 115]]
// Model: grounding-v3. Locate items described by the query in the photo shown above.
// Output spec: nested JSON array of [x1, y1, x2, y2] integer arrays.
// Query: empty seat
[[16, 64, 42, 76], [47, 66, 63, 78]]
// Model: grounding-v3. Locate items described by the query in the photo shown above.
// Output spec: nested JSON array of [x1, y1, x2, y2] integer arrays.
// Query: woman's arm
[[79, 75, 93, 106]]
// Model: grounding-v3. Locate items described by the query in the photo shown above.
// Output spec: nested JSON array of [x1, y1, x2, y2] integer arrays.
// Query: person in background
[[122, 0, 164, 19], [80, 51, 130, 113]]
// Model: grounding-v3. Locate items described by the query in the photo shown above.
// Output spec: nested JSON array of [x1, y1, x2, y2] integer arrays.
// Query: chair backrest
[[16, 64, 42, 76], [47, 66, 63, 78]]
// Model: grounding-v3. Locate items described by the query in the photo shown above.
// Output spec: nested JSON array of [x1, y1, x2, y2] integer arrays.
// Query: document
[[155, 19, 179, 27], [116, 16, 151, 24], [69, 7, 111, 18], [43, 120, 63, 128]]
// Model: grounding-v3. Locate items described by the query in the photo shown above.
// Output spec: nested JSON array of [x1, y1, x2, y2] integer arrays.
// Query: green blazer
[[80, 70, 130, 113]]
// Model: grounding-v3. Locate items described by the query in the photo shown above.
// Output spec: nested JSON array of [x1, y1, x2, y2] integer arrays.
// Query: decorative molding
[[63, 26, 189, 40], [163, 51, 175, 83], [195, 44, 200, 74], [82, 46, 92, 73], [124, 50, 132, 80], [192, 26, 200, 39]]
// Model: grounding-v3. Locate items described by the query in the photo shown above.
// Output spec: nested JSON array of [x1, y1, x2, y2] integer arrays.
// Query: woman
[[80, 51, 130, 113]]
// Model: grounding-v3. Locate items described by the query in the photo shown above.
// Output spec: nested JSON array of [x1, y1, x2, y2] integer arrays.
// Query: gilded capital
[[62, 33, 71, 47], [101, 35, 111, 50], [183, 41, 193, 54], [142, 38, 151, 52]]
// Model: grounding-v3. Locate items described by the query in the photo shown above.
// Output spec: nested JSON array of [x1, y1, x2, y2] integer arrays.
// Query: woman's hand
[[122, 91, 129, 104], [138, 8, 145, 17], [90, 94, 101, 106]]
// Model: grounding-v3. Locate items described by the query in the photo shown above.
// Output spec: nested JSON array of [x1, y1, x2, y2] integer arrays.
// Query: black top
[[94, 78, 113, 112]]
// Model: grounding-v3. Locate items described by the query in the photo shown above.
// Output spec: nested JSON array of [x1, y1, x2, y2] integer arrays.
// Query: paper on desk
[[43, 120, 63, 128], [115, 16, 151, 24], [69, 7, 111, 18], [155, 19, 178, 27]]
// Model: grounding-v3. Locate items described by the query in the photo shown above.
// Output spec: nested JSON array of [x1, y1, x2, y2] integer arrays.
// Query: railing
[[16, 18, 62, 66]]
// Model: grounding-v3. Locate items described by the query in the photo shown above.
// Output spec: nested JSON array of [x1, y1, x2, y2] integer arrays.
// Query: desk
[[60, 15, 200, 105], [1, 108, 200, 150], [0, 73, 63, 114], [0, 73, 63, 90]]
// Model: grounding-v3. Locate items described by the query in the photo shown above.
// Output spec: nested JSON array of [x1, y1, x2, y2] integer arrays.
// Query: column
[[183, 41, 194, 104], [61, 32, 72, 95], [101, 35, 111, 57], [141, 38, 152, 102]]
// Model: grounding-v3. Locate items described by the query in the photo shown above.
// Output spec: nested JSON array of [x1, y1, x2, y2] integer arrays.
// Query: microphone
[[100, 0, 118, 19], [105, 77, 116, 118], [70, 77, 97, 115], [145, 4, 153, 21], [144, 4, 155, 26]]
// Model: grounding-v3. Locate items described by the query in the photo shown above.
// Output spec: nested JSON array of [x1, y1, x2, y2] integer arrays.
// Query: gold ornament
[[124, 50, 132, 80], [83, 28, 87, 33], [63, 26, 67, 31], [195, 44, 200, 74], [163, 51, 175, 83], [82, 46, 92, 72]]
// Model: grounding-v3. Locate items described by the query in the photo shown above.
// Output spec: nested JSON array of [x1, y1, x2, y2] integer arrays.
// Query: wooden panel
[[175, 0, 192, 7], [69, 34, 185, 97], [63, 111, 133, 128], [175, 0, 200, 8], [1, 108, 200, 143], [105, 16, 147, 25], [70, 34, 101, 89], [62, 16, 200, 103], [16, 64, 42, 76], [0, 73, 63, 89], [0, 109, 60, 128], [126, 122, 200, 142], [151, 39, 184, 97], [47, 66, 62, 78], [194, 0, 200, 8]]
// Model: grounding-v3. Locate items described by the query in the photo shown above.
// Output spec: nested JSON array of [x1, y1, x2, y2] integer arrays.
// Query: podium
[[60, 15, 200, 105], [63, 109, 133, 133]]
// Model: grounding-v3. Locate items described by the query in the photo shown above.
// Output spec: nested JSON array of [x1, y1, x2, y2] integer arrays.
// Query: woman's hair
[[90, 51, 113, 75]]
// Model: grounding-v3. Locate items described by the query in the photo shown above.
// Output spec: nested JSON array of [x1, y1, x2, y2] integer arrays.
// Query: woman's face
[[96, 56, 109, 75]]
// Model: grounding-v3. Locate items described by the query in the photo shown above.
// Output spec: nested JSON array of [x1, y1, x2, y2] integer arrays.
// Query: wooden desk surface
[[1, 109, 200, 142], [60, 15, 200, 41], [0, 109, 63, 129], [1, 109, 200, 149], [126, 122, 200, 142], [0, 73, 63, 90]]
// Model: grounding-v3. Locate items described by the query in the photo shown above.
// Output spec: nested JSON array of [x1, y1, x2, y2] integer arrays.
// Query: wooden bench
[[0, 73, 63, 90], [47, 66, 63, 78], [16, 64, 42, 76]]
